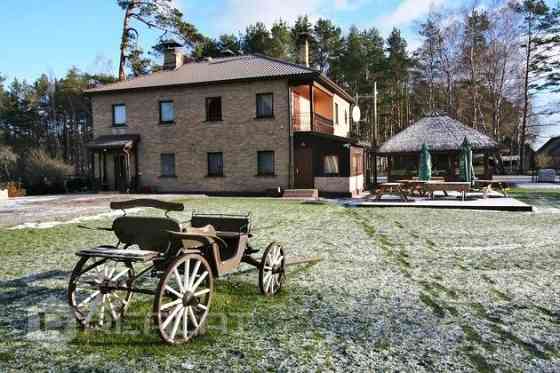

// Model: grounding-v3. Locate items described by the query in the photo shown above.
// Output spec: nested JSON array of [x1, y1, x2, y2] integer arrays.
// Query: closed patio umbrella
[[459, 137, 473, 184], [418, 143, 432, 181]]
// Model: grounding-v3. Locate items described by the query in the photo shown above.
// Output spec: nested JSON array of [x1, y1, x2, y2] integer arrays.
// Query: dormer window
[[112, 104, 127, 127]]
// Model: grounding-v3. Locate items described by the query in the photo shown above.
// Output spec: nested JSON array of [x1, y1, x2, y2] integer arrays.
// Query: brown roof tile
[[87, 54, 313, 92], [85, 54, 354, 103]]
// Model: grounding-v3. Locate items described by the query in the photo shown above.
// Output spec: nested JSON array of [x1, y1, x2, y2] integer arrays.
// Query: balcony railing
[[292, 113, 334, 134]]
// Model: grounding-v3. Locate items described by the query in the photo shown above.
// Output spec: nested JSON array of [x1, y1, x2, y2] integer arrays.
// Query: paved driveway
[[0, 193, 202, 228]]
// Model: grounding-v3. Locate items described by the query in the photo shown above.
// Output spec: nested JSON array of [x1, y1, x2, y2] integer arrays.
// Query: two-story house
[[85, 41, 366, 196]]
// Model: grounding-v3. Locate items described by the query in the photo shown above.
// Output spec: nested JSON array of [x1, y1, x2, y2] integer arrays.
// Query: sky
[[0, 0, 558, 144], [0, 0, 458, 81]]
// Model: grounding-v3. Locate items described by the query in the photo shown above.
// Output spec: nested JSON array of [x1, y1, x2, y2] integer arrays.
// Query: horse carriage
[[67, 199, 286, 344]]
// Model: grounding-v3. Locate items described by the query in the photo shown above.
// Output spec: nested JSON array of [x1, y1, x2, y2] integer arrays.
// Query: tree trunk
[[519, 30, 532, 174], [118, 2, 135, 81], [470, 42, 478, 129]]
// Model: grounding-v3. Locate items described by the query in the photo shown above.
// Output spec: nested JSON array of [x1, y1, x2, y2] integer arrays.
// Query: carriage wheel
[[68, 257, 134, 329], [154, 253, 213, 344], [259, 242, 286, 296]]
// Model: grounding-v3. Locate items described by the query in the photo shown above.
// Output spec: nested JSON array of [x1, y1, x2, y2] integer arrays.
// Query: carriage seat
[[77, 216, 182, 262]]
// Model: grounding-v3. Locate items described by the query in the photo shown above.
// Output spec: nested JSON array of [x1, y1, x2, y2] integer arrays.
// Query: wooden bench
[[474, 180, 508, 198], [375, 183, 410, 202], [424, 182, 471, 201]]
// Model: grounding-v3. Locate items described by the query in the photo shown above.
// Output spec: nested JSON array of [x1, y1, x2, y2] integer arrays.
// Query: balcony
[[292, 84, 334, 135], [292, 113, 334, 134]]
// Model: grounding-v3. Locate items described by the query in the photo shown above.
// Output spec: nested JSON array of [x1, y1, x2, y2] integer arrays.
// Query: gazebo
[[377, 113, 498, 181]]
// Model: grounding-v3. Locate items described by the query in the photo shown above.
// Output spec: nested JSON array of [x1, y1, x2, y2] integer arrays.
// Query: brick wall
[[91, 80, 291, 193]]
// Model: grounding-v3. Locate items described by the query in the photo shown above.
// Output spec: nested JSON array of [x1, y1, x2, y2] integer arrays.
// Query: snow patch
[[9, 208, 143, 230]]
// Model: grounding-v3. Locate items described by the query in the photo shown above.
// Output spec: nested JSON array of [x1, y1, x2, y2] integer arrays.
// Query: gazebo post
[[89, 150, 94, 183], [484, 152, 490, 180], [97, 152, 102, 189], [102, 151, 107, 187], [372, 150, 378, 188]]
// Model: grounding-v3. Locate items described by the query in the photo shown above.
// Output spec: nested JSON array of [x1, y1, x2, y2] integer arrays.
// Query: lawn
[[509, 188, 560, 210], [0, 195, 559, 371]]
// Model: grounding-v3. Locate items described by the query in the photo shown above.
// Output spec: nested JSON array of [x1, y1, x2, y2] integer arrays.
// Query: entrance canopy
[[86, 134, 140, 192], [86, 134, 140, 151]]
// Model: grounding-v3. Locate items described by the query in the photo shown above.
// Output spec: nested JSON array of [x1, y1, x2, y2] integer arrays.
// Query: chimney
[[297, 32, 311, 67], [161, 40, 185, 70]]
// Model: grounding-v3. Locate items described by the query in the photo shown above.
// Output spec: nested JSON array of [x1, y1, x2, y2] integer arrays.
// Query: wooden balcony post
[[309, 84, 314, 132]]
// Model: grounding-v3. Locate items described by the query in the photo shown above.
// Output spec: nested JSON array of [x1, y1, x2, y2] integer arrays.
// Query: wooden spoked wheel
[[154, 253, 213, 344], [68, 257, 134, 328], [259, 242, 286, 296]]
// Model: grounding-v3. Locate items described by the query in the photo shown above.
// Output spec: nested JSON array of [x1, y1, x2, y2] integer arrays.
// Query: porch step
[[282, 189, 319, 200]]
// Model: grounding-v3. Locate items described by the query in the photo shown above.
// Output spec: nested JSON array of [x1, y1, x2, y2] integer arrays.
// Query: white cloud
[[209, 0, 372, 34], [213, 0, 324, 33], [334, 0, 370, 10], [377, 0, 447, 31]]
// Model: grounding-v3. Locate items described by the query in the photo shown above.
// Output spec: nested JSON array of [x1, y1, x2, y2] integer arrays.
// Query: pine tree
[[511, 0, 559, 172], [313, 19, 343, 73], [242, 22, 271, 54], [416, 16, 443, 112], [116, 0, 202, 80], [386, 28, 410, 133], [462, 9, 490, 130], [269, 21, 293, 60]]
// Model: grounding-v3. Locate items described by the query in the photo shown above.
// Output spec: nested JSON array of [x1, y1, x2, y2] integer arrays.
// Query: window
[[345, 109, 348, 125], [323, 155, 339, 175], [207, 152, 223, 177], [160, 153, 176, 177], [206, 97, 222, 121], [352, 153, 362, 176], [335, 103, 339, 124], [112, 104, 127, 126], [257, 151, 275, 176], [256, 93, 273, 118], [159, 100, 175, 124]]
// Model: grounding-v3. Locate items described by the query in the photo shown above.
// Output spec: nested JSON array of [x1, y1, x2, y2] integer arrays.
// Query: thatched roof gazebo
[[377, 113, 498, 181]]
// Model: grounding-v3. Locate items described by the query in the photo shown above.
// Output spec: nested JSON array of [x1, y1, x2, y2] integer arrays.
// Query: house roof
[[86, 134, 140, 150], [377, 113, 498, 154], [85, 54, 354, 103]]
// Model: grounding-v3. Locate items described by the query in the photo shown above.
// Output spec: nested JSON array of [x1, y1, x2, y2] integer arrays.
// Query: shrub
[[0, 145, 18, 182], [21, 149, 73, 195]]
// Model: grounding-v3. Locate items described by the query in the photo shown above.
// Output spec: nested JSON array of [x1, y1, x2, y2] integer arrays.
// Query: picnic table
[[475, 180, 508, 198], [397, 180, 428, 196], [375, 182, 410, 202], [424, 182, 471, 201]]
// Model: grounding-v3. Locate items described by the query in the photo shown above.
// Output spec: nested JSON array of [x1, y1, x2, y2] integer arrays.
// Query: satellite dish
[[352, 106, 361, 122]]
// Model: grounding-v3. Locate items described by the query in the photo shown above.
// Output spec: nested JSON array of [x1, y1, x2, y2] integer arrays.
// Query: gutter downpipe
[[288, 85, 294, 189]]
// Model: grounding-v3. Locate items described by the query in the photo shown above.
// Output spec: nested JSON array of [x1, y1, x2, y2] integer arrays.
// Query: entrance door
[[114, 154, 128, 192], [294, 147, 314, 188]]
